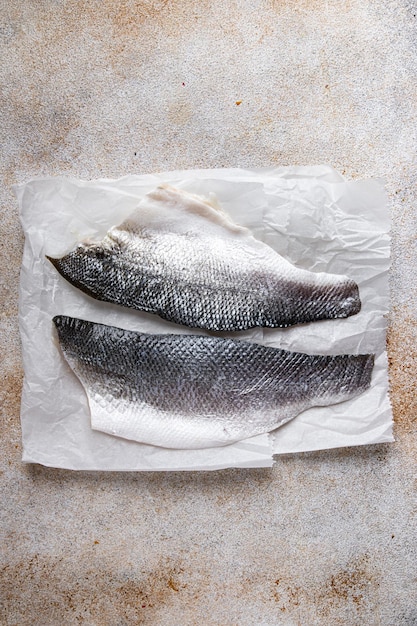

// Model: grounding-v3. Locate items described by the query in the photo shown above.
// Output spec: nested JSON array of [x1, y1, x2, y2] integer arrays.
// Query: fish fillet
[[47, 185, 361, 331], [53, 316, 374, 449]]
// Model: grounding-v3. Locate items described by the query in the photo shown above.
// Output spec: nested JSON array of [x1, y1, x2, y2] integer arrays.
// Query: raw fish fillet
[[47, 186, 361, 331], [53, 316, 374, 449]]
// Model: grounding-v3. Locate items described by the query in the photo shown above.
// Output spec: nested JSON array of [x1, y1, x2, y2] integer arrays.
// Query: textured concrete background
[[1, 1, 417, 624]]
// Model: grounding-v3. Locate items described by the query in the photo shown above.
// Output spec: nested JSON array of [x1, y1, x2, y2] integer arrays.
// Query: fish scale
[[53, 316, 374, 449]]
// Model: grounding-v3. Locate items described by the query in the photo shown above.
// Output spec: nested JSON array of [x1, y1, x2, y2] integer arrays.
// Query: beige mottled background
[[1, 1, 417, 624]]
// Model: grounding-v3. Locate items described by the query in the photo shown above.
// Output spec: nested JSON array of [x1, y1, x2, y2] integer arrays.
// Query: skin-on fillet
[[53, 316, 374, 449], [47, 185, 361, 331]]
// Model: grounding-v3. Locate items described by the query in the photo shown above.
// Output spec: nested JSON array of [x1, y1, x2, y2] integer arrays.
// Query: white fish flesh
[[47, 185, 361, 331], [53, 316, 374, 449]]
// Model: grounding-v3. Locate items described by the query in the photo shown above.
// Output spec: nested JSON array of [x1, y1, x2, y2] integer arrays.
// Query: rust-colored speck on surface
[[106, 0, 170, 33], [314, 554, 379, 620], [0, 554, 186, 625], [1, 370, 23, 417], [0, 367, 23, 460], [270, 578, 302, 612], [387, 307, 417, 431], [330, 567, 367, 602], [167, 577, 179, 592]]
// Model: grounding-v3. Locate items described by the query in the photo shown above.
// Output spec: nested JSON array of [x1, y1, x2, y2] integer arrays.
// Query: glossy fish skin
[[47, 185, 361, 331], [53, 316, 374, 449]]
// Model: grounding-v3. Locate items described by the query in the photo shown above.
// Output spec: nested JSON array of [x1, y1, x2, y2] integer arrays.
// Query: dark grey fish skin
[[47, 186, 361, 331], [53, 315, 374, 449]]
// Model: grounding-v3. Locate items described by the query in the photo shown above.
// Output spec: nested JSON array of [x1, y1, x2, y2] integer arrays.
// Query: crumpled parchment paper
[[15, 166, 393, 471]]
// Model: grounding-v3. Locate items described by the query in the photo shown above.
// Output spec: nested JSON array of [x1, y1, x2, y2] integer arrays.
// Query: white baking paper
[[15, 166, 393, 471]]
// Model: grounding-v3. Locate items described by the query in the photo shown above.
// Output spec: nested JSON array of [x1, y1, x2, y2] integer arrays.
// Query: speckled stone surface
[[1, 1, 417, 624]]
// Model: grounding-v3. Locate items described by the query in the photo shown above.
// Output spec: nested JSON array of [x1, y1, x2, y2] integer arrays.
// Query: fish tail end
[[360, 353, 375, 390], [53, 314, 66, 329], [46, 254, 62, 271], [337, 279, 361, 318], [349, 281, 362, 316]]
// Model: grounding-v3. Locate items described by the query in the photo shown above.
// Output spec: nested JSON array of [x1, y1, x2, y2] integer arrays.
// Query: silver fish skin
[[47, 186, 361, 331], [53, 316, 374, 449]]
